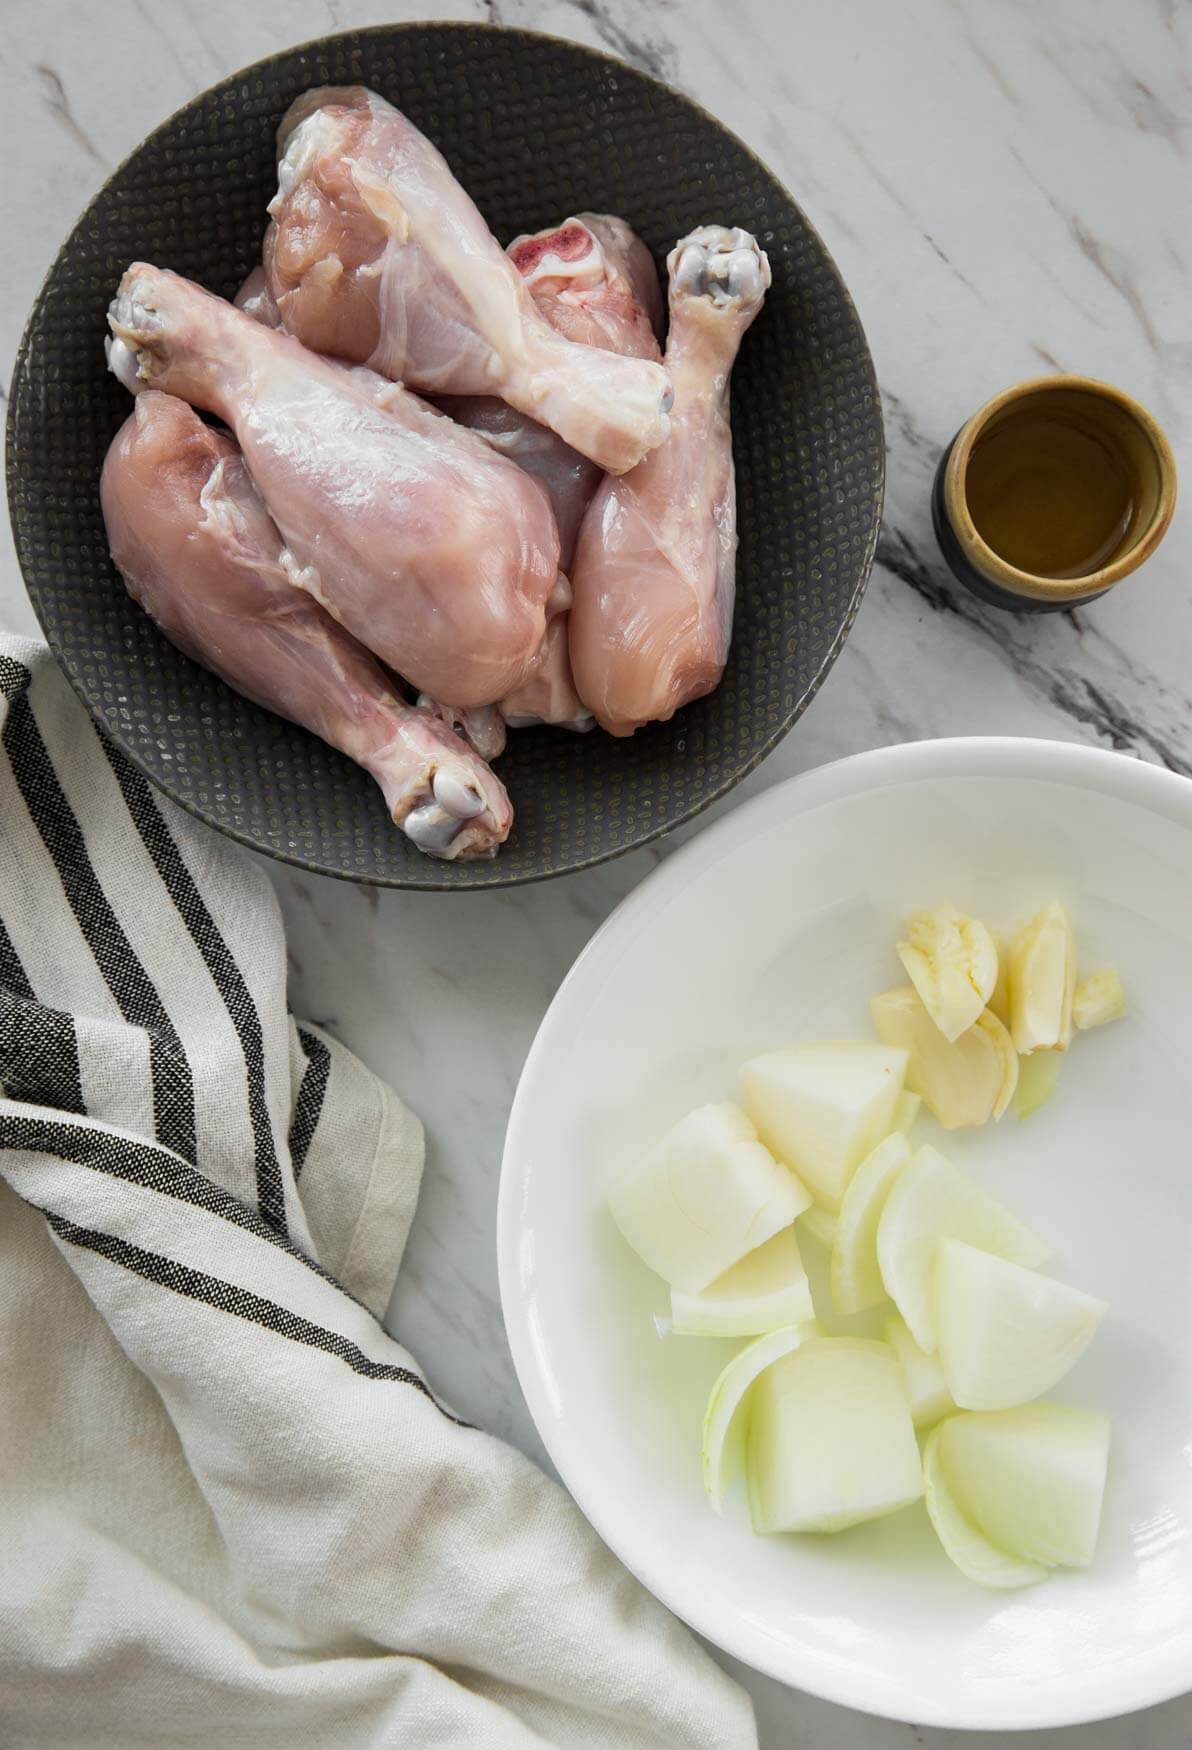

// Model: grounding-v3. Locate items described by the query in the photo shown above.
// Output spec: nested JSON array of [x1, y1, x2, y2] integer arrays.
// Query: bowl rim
[[5, 19, 885, 891], [498, 733, 1192, 1729]]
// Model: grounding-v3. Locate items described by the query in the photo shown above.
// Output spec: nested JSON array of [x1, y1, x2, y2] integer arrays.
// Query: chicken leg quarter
[[107, 264, 560, 709], [100, 393, 512, 859], [263, 87, 672, 474], [568, 227, 770, 737]]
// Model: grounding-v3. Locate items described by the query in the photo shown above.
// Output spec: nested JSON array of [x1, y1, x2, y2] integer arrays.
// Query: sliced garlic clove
[[897, 906, 999, 1043], [1073, 968, 1127, 1031], [1008, 902, 1076, 1054], [871, 986, 1018, 1129], [987, 939, 1012, 1027]]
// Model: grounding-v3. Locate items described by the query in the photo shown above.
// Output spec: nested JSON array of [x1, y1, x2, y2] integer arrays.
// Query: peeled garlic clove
[[1074, 968, 1127, 1031], [897, 906, 999, 1043], [871, 986, 1018, 1129], [1008, 902, 1076, 1054], [982, 1011, 1020, 1121], [987, 941, 1012, 1027]]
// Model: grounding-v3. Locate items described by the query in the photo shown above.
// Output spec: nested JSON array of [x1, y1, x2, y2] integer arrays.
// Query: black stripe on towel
[[290, 1028, 332, 1180], [0, 663, 196, 1162], [0, 987, 85, 1116], [0, 916, 85, 1114], [0, 1110, 438, 1396], [37, 1206, 464, 1418], [0, 915, 35, 999], [99, 735, 287, 1236], [0, 1110, 340, 1299]]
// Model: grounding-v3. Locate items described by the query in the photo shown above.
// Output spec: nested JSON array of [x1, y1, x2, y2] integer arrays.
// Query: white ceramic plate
[[498, 739, 1192, 1730]]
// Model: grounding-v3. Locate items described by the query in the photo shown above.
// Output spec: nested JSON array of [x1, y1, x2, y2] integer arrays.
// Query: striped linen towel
[[0, 635, 755, 1750]]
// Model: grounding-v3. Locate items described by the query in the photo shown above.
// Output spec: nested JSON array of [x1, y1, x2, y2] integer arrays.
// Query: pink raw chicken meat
[[100, 393, 512, 859], [237, 211, 664, 734], [233, 260, 589, 737], [569, 226, 770, 737], [262, 87, 672, 474], [106, 264, 560, 709], [448, 214, 665, 730], [446, 212, 665, 567], [507, 212, 664, 360]]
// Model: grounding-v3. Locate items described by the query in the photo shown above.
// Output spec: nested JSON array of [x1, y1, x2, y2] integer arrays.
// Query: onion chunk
[[740, 1044, 907, 1212], [671, 1228, 812, 1337], [609, 1102, 811, 1294], [702, 1323, 813, 1511], [747, 1336, 923, 1534], [939, 1404, 1110, 1568], [934, 1238, 1105, 1410], [923, 1425, 1048, 1589], [876, 1144, 1049, 1352], [831, 1131, 910, 1314], [884, 1311, 954, 1429]]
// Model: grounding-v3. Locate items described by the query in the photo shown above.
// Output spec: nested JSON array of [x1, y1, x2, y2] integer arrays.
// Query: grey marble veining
[[2, 1, 1189, 1742]]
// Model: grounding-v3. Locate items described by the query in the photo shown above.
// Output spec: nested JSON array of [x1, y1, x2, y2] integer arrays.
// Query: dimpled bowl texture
[[7, 24, 884, 888]]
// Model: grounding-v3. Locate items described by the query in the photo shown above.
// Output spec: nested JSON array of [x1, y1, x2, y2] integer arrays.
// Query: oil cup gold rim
[[944, 374, 1178, 603]]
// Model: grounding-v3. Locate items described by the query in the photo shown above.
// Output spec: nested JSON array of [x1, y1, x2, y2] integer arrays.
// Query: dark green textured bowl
[[7, 23, 884, 889]]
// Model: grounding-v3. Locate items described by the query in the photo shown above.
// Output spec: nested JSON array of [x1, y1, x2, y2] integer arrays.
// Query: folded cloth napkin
[[0, 636, 755, 1750]]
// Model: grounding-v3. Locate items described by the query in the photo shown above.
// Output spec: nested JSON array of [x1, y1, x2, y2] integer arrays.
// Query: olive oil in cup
[[933, 376, 1176, 611]]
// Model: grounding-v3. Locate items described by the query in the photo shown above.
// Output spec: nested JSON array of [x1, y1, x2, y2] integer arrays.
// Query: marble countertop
[[3, 0, 1189, 1742]]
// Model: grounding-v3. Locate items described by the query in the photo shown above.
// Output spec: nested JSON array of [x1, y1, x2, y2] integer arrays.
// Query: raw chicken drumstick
[[263, 87, 672, 474], [107, 264, 560, 709], [237, 206, 664, 734], [441, 212, 665, 565], [490, 214, 666, 731], [100, 394, 512, 859], [233, 257, 588, 741], [568, 227, 770, 737], [507, 212, 664, 359], [234, 265, 281, 326]]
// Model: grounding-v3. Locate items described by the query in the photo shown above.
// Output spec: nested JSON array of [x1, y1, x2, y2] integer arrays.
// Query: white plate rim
[[497, 736, 1192, 1731]]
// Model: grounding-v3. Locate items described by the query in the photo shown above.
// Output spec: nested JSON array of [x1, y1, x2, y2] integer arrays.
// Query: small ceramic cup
[[932, 375, 1177, 612]]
